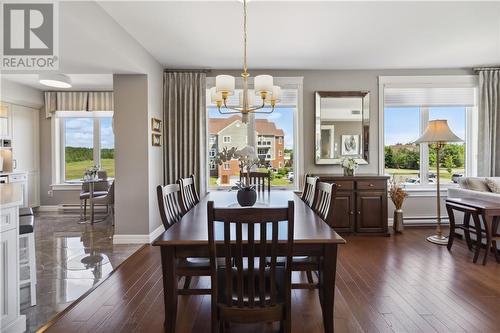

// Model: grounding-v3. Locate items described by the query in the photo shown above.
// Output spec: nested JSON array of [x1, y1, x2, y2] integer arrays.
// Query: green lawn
[[65, 159, 115, 181]]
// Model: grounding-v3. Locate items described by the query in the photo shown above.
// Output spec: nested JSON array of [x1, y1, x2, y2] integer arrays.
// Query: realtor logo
[[1, 2, 59, 70]]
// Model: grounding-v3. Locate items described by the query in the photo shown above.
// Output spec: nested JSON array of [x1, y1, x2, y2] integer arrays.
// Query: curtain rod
[[164, 68, 211, 73], [473, 66, 500, 71]]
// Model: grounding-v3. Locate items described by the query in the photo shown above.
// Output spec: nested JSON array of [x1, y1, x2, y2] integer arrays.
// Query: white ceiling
[[1, 74, 113, 91], [99, 1, 500, 70]]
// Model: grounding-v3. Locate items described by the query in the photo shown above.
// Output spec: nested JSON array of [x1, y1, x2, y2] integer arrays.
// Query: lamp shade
[[254, 75, 273, 93], [210, 87, 222, 103], [215, 75, 235, 94], [414, 119, 463, 144]]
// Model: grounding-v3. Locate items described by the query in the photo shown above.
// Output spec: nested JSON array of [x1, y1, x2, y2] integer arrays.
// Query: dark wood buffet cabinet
[[314, 175, 390, 235]]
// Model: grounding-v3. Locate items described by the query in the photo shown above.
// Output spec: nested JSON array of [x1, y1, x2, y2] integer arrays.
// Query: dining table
[[152, 190, 346, 333]]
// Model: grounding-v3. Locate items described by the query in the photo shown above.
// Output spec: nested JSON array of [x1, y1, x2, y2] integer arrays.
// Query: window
[[209, 149, 216, 157], [210, 161, 216, 170], [206, 78, 302, 190], [209, 136, 216, 144], [381, 77, 477, 186], [56, 111, 115, 183]]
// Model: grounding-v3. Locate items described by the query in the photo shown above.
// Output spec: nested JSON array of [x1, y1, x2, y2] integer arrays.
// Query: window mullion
[[94, 118, 101, 167], [420, 107, 429, 185]]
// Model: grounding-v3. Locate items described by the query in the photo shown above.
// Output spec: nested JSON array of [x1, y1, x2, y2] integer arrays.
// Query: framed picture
[[151, 118, 162, 133], [341, 135, 359, 156], [152, 133, 162, 147]]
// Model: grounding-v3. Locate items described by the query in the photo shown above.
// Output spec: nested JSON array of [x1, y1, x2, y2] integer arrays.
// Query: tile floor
[[20, 209, 142, 332]]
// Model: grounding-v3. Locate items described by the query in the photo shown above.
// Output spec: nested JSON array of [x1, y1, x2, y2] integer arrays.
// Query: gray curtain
[[163, 72, 206, 195], [478, 69, 500, 176], [44, 91, 113, 117]]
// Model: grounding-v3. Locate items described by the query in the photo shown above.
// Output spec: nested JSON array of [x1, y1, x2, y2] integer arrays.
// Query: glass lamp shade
[[216, 75, 235, 94], [415, 119, 463, 144], [210, 87, 223, 103], [254, 75, 273, 93], [239, 89, 255, 107], [265, 85, 282, 102]]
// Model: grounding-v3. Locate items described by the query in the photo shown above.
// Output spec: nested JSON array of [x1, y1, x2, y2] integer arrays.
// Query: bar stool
[[19, 214, 36, 306]]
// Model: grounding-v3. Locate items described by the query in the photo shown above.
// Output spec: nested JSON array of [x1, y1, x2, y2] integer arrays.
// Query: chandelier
[[210, 0, 281, 123]]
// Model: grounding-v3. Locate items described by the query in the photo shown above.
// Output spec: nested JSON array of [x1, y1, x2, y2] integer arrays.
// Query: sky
[[208, 106, 295, 149], [384, 106, 466, 146], [65, 117, 115, 148]]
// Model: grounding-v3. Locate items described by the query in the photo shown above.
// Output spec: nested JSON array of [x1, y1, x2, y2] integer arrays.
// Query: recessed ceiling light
[[39, 73, 72, 88]]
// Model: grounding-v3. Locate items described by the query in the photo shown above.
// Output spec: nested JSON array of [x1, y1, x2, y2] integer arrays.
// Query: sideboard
[[314, 175, 390, 235]]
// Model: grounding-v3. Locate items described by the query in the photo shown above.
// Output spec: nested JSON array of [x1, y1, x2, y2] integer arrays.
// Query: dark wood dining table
[[153, 190, 346, 333]]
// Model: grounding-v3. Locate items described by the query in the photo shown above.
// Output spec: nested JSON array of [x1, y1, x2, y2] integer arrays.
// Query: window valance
[[44, 91, 113, 118]]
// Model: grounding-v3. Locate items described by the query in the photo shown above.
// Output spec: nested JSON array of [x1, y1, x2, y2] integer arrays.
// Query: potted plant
[[341, 157, 358, 176], [84, 165, 100, 180], [214, 146, 261, 206], [389, 178, 408, 233]]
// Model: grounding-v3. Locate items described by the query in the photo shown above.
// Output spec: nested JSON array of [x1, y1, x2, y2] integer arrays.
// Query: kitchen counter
[[0, 183, 27, 333]]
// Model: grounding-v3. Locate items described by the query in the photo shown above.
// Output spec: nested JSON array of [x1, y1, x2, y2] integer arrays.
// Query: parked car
[[451, 173, 464, 183]]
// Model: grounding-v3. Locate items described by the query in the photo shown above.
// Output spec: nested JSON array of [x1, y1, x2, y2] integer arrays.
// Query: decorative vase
[[237, 187, 257, 207], [393, 209, 404, 233], [343, 168, 354, 176]]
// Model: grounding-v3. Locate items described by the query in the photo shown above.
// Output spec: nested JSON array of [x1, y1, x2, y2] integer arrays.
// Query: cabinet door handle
[[13, 159, 17, 169], [337, 184, 342, 188], [357, 211, 361, 215], [369, 183, 374, 187], [349, 211, 354, 215]]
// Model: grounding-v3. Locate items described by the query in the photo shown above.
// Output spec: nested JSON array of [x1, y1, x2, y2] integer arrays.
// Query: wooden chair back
[[240, 171, 271, 192], [312, 182, 337, 222], [301, 174, 318, 207], [207, 201, 294, 326], [178, 175, 200, 213], [157, 184, 184, 230]]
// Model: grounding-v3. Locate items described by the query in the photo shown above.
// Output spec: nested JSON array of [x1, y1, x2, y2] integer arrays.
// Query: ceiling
[[1, 74, 113, 91], [99, 1, 500, 70]]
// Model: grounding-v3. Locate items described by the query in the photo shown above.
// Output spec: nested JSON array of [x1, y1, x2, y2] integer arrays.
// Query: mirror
[[315, 91, 370, 165]]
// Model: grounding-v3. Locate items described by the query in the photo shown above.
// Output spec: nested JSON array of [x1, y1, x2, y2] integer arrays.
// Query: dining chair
[[301, 174, 319, 207], [240, 171, 271, 192], [79, 180, 109, 220], [157, 183, 212, 292], [207, 200, 294, 333], [293, 181, 337, 289], [90, 181, 115, 224], [178, 175, 200, 214]]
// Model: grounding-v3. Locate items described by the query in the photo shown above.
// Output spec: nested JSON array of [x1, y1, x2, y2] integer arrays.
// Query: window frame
[[205, 77, 304, 191], [51, 111, 114, 186], [222, 135, 231, 143], [378, 75, 478, 189]]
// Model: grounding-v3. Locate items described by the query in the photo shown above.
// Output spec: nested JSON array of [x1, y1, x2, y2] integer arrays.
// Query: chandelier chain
[[243, 0, 248, 75]]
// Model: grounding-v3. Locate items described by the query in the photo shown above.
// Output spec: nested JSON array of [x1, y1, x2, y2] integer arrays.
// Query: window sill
[[51, 183, 81, 191]]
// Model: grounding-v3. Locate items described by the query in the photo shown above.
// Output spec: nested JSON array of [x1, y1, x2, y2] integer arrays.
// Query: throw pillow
[[485, 177, 500, 193], [460, 177, 491, 192]]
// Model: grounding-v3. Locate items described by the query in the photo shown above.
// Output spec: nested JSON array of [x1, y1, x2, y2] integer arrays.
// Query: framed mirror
[[315, 91, 370, 165]]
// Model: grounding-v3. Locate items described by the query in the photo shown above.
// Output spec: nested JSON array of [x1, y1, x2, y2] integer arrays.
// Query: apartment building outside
[[208, 115, 285, 184]]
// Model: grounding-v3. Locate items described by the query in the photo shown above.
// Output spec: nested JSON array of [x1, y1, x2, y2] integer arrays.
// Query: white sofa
[[447, 177, 500, 250]]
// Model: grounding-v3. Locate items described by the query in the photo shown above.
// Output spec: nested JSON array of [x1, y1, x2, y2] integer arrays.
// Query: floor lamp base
[[427, 234, 448, 245]]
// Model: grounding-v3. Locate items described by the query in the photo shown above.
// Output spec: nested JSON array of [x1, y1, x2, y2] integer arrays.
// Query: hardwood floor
[[40, 229, 500, 333]]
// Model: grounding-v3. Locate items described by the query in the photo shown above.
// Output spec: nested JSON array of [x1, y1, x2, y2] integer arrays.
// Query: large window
[[57, 112, 114, 182], [382, 78, 477, 186], [206, 81, 300, 190]]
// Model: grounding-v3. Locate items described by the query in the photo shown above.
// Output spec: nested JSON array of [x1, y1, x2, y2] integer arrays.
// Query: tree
[[385, 147, 395, 168], [443, 155, 454, 175]]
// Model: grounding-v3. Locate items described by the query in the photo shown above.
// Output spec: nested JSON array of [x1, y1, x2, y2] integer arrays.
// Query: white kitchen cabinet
[[0, 102, 12, 139], [0, 193, 26, 333], [10, 103, 40, 207]]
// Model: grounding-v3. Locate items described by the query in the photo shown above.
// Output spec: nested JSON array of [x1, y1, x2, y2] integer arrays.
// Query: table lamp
[[415, 119, 463, 245]]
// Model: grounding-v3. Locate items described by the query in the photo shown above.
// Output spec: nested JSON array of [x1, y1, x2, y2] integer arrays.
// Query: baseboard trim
[[36, 205, 60, 212], [113, 224, 165, 244]]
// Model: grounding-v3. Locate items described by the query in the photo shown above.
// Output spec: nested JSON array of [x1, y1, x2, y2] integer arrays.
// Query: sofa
[[447, 177, 500, 250]]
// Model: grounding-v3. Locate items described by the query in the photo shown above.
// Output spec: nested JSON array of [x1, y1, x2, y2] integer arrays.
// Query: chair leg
[[183, 276, 192, 289], [28, 232, 37, 306]]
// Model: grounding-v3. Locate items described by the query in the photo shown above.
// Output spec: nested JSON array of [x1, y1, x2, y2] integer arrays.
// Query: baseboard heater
[[58, 204, 108, 212]]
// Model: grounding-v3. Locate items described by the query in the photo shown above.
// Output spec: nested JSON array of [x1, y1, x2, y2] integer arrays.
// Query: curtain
[[88, 92, 114, 111], [44, 91, 113, 117], [163, 72, 206, 195], [478, 69, 500, 176]]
